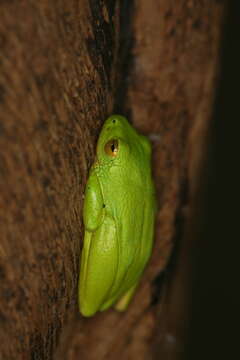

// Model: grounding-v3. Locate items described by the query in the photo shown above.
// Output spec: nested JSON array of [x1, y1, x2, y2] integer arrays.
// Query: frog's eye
[[104, 139, 119, 157]]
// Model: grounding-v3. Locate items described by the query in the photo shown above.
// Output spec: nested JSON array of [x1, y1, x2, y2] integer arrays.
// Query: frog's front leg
[[83, 171, 105, 231]]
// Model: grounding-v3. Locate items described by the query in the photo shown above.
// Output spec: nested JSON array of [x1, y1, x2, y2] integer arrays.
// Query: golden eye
[[104, 139, 119, 157]]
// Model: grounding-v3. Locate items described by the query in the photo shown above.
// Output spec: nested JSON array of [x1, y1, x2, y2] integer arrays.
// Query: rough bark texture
[[0, 0, 224, 359], [0, 0, 118, 358]]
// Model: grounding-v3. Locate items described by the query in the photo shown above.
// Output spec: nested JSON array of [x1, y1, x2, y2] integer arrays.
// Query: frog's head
[[96, 115, 133, 163]]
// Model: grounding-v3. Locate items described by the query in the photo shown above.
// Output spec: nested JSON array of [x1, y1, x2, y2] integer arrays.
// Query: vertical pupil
[[104, 139, 118, 156]]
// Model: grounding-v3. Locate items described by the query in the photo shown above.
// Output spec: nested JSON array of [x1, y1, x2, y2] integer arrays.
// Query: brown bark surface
[[0, 1, 224, 359], [0, 0, 118, 358]]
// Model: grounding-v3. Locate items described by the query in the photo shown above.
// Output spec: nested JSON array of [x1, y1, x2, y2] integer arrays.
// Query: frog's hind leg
[[79, 215, 118, 317], [114, 282, 139, 312], [99, 282, 139, 312], [113, 198, 155, 312]]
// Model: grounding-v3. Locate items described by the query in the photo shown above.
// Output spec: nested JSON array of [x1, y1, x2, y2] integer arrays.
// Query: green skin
[[79, 115, 156, 317]]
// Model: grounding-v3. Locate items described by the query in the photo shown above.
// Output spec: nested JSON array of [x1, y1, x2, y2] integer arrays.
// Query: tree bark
[[0, 0, 118, 358], [0, 1, 225, 359]]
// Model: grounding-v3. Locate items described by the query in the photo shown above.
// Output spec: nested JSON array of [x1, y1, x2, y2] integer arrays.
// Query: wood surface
[[0, 1, 225, 359]]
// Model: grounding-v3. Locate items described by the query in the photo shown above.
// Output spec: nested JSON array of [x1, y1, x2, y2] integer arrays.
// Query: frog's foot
[[114, 283, 138, 312]]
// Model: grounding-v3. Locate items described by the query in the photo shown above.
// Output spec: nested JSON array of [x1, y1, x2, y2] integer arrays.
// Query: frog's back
[[98, 127, 156, 307]]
